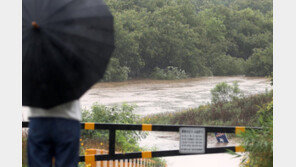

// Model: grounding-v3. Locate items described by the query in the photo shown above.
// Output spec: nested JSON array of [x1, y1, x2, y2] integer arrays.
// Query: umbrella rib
[[22, 30, 33, 42], [43, 35, 78, 93], [43, 3, 112, 23], [45, 16, 113, 28], [22, 23, 32, 30], [34, 0, 38, 20], [42, 29, 105, 71], [45, 27, 114, 46], [22, 3, 33, 21], [38, 0, 53, 23], [22, 39, 34, 63], [39, 0, 77, 23]]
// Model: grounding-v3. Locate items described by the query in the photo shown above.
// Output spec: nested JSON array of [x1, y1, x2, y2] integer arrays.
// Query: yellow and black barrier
[[80, 146, 245, 162], [22, 121, 258, 163], [22, 121, 252, 134]]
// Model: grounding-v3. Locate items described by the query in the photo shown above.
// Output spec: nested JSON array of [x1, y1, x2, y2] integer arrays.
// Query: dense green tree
[[102, 58, 130, 81], [139, 1, 206, 77], [233, 0, 273, 14], [245, 44, 273, 76], [211, 55, 246, 75], [194, 9, 229, 72], [111, 10, 147, 77], [102, 0, 273, 81]]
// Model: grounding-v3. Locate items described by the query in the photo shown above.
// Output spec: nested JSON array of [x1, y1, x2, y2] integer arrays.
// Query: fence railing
[[84, 149, 158, 167], [22, 121, 260, 166]]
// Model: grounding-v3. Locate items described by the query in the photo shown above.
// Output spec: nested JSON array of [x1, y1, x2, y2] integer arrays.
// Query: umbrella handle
[[32, 21, 39, 29]]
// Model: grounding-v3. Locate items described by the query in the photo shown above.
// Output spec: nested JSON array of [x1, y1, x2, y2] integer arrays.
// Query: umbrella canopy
[[22, 0, 114, 109]]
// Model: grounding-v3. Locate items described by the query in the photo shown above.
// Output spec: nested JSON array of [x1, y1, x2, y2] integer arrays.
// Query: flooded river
[[79, 76, 271, 115], [22, 76, 272, 167]]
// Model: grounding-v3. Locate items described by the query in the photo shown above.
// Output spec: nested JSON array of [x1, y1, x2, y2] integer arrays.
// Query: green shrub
[[150, 66, 188, 80], [237, 101, 273, 167], [245, 45, 273, 76], [102, 58, 130, 82], [81, 103, 147, 152], [211, 82, 243, 103], [211, 55, 246, 76], [143, 91, 272, 126]]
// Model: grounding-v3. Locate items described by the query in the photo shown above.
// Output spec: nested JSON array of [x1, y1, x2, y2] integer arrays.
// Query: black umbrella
[[22, 0, 114, 109]]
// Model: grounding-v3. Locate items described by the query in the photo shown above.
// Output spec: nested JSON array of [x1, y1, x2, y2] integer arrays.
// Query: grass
[[141, 91, 273, 127]]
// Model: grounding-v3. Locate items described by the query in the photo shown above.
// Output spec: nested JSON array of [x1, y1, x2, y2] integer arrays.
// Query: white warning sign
[[179, 127, 205, 154]]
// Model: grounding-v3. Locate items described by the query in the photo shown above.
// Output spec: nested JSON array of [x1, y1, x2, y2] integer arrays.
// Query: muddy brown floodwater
[[79, 76, 271, 115], [22, 76, 272, 167]]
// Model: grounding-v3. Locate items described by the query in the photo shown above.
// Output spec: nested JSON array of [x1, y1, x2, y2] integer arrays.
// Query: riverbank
[[141, 91, 273, 127], [91, 76, 267, 89]]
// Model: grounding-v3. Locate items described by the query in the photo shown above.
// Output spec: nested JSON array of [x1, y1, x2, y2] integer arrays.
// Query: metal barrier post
[[109, 129, 116, 156], [205, 130, 208, 151], [85, 149, 97, 167]]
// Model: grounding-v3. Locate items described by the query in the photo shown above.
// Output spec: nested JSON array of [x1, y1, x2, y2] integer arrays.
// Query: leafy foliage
[[102, 58, 130, 82], [102, 0, 273, 81], [245, 44, 273, 76], [211, 55, 246, 75], [150, 66, 188, 80], [235, 101, 273, 167], [211, 82, 243, 103], [142, 90, 272, 126], [81, 103, 147, 152]]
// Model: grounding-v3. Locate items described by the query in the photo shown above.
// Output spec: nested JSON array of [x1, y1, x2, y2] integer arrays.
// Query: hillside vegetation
[[102, 0, 273, 81]]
